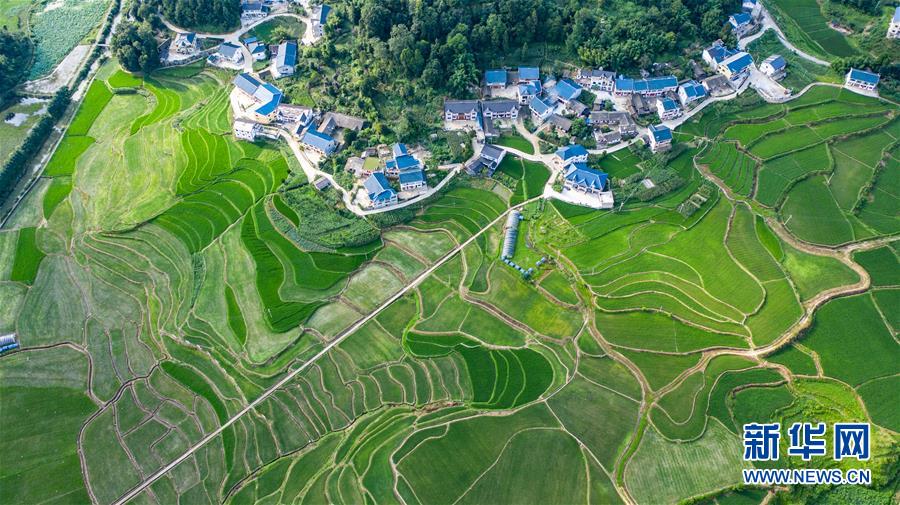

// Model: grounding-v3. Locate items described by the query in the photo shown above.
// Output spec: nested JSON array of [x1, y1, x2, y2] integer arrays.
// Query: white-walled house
[[173, 32, 198, 54], [648, 124, 673, 152], [271, 40, 297, 78], [888, 6, 900, 38], [656, 97, 682, 120], [760, 55, 787, 80], [678, 80, 708, 106], [233, 120, 261, 141], [844, 68, 880, 92]]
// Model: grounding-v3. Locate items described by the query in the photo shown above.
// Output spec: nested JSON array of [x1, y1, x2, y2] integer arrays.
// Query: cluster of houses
[[729, 0, 762, 38], [353, 143, 428, 209], [231, 72, 366, 159], [239, 0, 331, 36], [553, 144, 615, 209], [444, 99, 520, 140]]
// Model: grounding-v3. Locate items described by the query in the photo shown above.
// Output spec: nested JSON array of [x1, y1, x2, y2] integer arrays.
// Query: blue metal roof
[[556, 144, 588, 161], [704, 43, 736, 64], [725, 52, 754, 73], [765, 55, 786, 70], [392, 143, 408, 157], [564, 163, 608, 191], [616, 75, 677, 92], [660, 97, 679, 111], [251, 44, 266, 54], [395, 154, 421, 171], [650, 124, 672, 142], [486, 69, 507, 86], [319, 4, 331, 24], [554, 78, 582, 101], [302, 128, 336, 154], [253, 82, 283, 115], [364, 172, 396, 201], [530, 96, 553, 115], [730, 12, 752, 26], [398, 170, 425, 184], [894, 6, 900, 22], [243, 36, 257, 44], [276, 40, 297, 68], [234, 73, 260, 95], [680, 81, 707, 99], [518, 67, 540, 81], [518, 82, 540, 96], [848, 68, 880, 84]]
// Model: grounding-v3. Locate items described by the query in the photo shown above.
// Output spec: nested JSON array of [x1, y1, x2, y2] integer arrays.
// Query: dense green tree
[[156, 0, 239, 31], [0, 29, 32, 102], [112, 21, 159, 74]]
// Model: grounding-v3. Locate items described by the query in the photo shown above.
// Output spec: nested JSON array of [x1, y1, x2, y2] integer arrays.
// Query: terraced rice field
[[707, 88, 899, 245], [697, 142, 755, 196], [768, 0, 857, 59]]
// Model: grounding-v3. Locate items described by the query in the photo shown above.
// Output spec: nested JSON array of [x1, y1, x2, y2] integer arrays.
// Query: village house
[[243, 36, 267, 60], [276, 104, 314, 126], [385, 143, 424, 176], [579, 69, 616, 92], [889, 7, 900, 38], [218, 42, 244, 64], [517, 66, 540, 83], [466, 143, 506, 176], [729, 12, 754, 38], [233, 73, 283, 122], [844, 68, 880, 92], [301, 128, 337, 155], [678, 80, 708, 106], [271, 40, 297, 78], [561, 162, 615, 208], [628, 93, 651, 116], [313, 178, 331, 191], [529, 96, 555, 122], [648, 124, 673, 152], [589, 110, 638, 137], [702, 74, 733, 96], [517, 81, 541, 105], [318, 112, 365, 135], [760, 55, 787, 80], [363, 172, 398, 209], [594, 130, 622, 147], [444, 100, 479, 121], [555, 144, 589, 166], [233, 119, 261, 141], [702, 41, 736, 69], [173, 32, 198, 54], [718, 51, 754, 84], [550, 78, 583, 103], [742, 0, 762, 19], [656, 97, 683, 120], [482, 100, 519, 120], [476, 108, 499, 139], [241, 1, 268, 21], [398, 169, 427, 191], [614, 75, 678, 97], [547, 114, 573, 135], [563, 163, 608, 195], [312, 4, 331, 38], [485, 69, 508, 89]]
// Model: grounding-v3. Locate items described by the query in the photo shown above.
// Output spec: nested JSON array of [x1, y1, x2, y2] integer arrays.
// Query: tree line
[[0, 89, 70, 204], [0, 29, 33, 104]]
